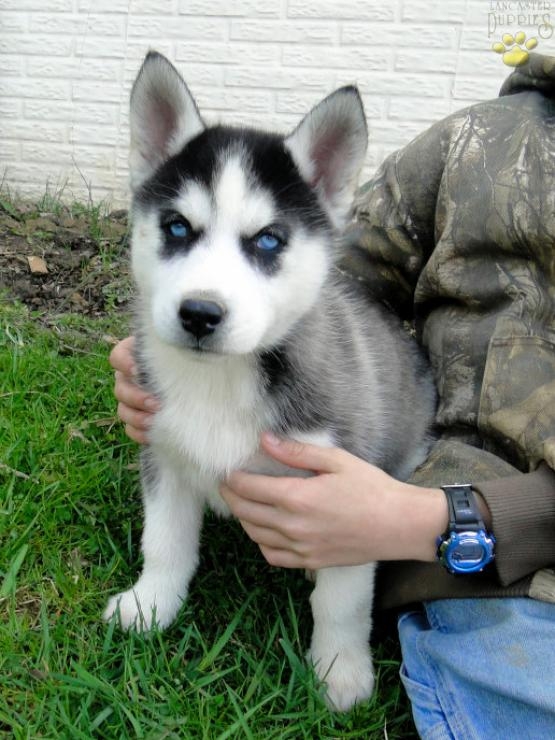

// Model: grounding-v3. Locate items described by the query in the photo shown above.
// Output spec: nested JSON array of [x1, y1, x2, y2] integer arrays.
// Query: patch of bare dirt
[[0, 201, 132, 317]]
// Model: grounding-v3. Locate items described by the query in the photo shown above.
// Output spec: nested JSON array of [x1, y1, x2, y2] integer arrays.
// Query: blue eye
[[256, 232, 281, 251], [168, 220, 189, 238]]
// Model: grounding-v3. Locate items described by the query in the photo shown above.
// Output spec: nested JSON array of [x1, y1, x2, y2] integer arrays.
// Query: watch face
[[444, 532, 494, 573], [451, 538, 487, 565]]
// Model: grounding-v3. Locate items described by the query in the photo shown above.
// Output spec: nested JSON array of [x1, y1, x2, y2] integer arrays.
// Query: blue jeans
[[398, 598, 555, 739]]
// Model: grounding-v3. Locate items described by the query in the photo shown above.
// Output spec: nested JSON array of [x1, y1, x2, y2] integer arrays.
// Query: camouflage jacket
[[342, 54, 555, 609]]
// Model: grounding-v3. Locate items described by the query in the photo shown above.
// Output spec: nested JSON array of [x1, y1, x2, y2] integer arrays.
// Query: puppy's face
[[129, 53, 367, 357], [132, 132, 331, 355]]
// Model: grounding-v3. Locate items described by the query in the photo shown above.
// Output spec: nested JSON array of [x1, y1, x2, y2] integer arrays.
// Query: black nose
[[179, 299, 224, 340]]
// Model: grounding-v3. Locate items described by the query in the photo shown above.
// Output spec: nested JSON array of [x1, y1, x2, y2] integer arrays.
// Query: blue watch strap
[[442, 483, 486, 533]]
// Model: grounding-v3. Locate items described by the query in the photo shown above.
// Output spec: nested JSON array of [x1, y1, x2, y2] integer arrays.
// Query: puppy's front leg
[[308, 562, 376, 712], [104, 452, 203, 631]]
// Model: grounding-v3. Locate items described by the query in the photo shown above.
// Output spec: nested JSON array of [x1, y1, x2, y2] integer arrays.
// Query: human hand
[[220, 433, 448, 570], [110, 336, 159, 444]]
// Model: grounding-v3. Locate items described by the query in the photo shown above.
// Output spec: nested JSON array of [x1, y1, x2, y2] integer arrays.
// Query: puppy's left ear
[[284, 86, 367, 230]]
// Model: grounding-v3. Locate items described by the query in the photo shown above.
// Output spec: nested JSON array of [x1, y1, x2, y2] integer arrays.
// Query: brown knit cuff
[[473, 463, 555, 586]]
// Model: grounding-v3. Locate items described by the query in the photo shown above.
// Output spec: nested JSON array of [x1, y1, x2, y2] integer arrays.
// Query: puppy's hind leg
[[104, 451, 203, 631], [308, 562, 376, 712]]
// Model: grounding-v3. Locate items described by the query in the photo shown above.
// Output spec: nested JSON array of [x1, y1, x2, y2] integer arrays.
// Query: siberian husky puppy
[[104, 51, 436, 711]]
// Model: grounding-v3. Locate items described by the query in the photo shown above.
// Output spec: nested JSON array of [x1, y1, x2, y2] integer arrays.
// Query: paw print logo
[[492, 31, 538, 67]]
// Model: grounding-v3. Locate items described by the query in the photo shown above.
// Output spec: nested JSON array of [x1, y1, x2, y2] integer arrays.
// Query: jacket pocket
[[478, 335, 555, 471]]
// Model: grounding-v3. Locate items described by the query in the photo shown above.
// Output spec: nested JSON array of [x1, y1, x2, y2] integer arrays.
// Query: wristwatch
[[436, 484, 496, 574]]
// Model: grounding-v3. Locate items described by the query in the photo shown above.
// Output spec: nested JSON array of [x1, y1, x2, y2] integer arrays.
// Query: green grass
[[0, 300, 416, 739]]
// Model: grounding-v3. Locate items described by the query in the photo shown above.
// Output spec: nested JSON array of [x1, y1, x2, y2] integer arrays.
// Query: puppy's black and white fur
[[104, 52, 436, 711]]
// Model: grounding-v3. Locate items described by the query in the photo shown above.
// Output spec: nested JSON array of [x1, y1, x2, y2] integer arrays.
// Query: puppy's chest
[[149, 362, 272, 479]]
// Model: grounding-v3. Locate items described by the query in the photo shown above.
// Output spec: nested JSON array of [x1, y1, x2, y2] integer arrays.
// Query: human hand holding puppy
[[220, 433, 450, 568], [109, 336, 492, 569], [111, 336, 159, 444]]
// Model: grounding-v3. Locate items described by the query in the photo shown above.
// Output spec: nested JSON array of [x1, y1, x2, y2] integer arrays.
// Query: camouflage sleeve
[[340, 115, 453, 319]]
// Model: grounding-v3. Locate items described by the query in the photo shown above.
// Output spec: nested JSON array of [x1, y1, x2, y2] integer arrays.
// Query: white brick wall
[[1, 0, 553, 207]]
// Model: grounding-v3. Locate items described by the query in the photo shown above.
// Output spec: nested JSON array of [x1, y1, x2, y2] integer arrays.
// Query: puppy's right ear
[[129, 51, 204, 191]]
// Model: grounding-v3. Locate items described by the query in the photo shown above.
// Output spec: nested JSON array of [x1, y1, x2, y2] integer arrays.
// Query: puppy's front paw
[[103, 582, 182, 631], [308, 645, 375, 712], [103, 589, 148, 630]]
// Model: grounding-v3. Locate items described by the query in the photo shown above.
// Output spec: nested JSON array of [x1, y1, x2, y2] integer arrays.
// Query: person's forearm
[[389, 483, 448, 562]]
